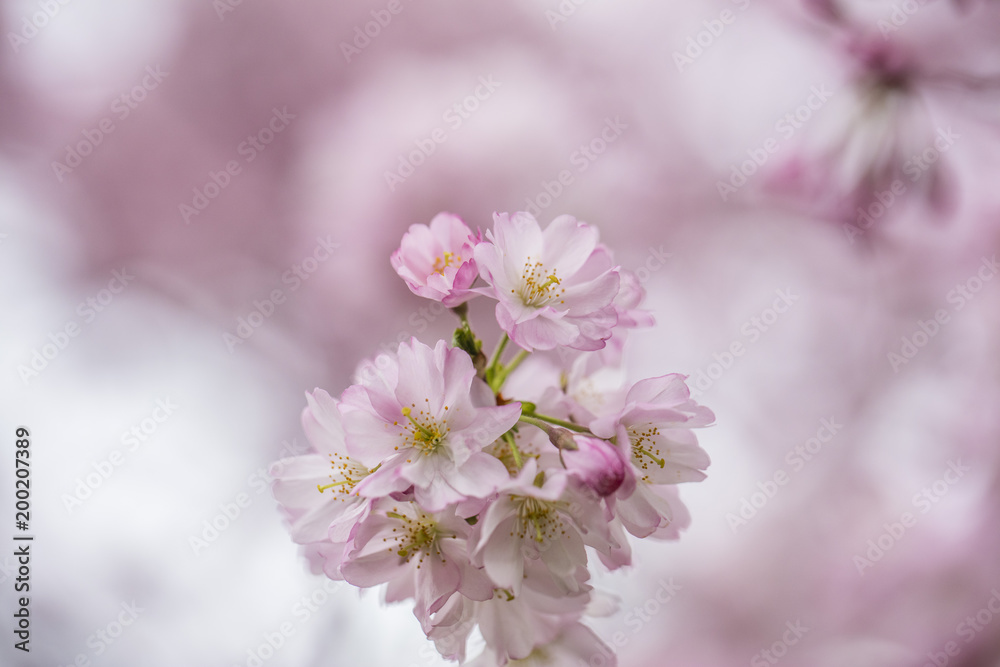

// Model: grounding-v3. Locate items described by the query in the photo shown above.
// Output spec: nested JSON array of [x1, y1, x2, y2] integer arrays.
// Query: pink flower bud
[[562, 435, 627, 497]]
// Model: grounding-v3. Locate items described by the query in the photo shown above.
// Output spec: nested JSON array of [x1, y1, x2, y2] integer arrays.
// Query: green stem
[[487, 333, 509, 373], [519, 413, 591, 434], [492, 350, 529, 390], [502, 431, 523, 469], [451, 303, 470, 326]]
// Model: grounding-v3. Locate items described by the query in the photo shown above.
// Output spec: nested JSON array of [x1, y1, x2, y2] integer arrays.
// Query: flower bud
[[562, 435, 626, 497]]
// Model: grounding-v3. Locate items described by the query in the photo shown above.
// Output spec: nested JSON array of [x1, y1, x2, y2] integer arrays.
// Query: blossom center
[[317, 453, 370, 499], [512, 496, 562, 544], [517, 258, 565, 307], [628, 425, 667, 480], [399, 405, 449, 455], [511, 647, 551, 664], [384, 507, 445, 565], [432, 251, 460, 275]]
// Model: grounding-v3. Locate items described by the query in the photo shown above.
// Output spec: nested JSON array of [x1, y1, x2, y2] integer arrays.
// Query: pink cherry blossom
[[427, 558, 595, 663], [591, 374, 712, 538], [271, 211, 715, 667], [270, 389, 374, 546], [474, 212, 621, 351], [390, 212, 479, 307], [340, 338, 520, 512], [612, 267, 655, 331], [474, 460, 608, 596], [340, 499, 493, 617], [466, 621, 617, 667]]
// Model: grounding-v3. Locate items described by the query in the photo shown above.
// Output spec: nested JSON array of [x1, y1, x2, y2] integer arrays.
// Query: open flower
[[270, 389, 374, 546], [466, 621, 617, 667], [426, 558, 594, 664], [341, 500, 493, 617], [475, 212, 620, 351], [390, 213, 479, 306], [340, 338, 520, 512], [474, 460, 605, 595], [592, 374, 713, 538]]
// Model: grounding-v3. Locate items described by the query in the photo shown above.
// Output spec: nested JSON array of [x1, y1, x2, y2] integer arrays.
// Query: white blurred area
[[3, 0, 1000, 666]]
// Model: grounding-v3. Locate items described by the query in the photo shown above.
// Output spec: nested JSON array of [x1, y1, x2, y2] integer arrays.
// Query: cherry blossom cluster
[[271, 211, 714, 666]]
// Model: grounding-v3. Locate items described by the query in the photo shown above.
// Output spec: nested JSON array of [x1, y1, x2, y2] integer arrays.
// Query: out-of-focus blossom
[[765, 1, 1000, 224]]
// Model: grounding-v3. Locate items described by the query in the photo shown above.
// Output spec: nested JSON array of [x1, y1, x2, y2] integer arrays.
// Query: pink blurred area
[[3, 0, 1000, 666]]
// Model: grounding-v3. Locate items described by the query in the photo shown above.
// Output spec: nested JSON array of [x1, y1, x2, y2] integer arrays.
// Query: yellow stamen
[[317, 480, 353, 493], [635, 446, 666, 468], [432, 251, 460, 275]]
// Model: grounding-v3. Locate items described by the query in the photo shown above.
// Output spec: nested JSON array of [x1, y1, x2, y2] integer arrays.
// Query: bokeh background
[[3, 0, 1000, 665]]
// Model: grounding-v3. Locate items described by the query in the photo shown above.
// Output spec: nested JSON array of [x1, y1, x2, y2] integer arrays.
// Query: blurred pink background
[[3, 0, 1000, 665]]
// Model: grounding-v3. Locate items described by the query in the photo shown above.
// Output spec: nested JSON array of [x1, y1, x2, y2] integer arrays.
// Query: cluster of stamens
[[487, 433, 537, 475], [511, 496, 566, 545], [383, 506, 444, 568], [515, 258, 565, 307], [629, 424, 668, 480], [432, 251, 460, 275], [316, 452, 368, 500], [392, 399, 450, 458]]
